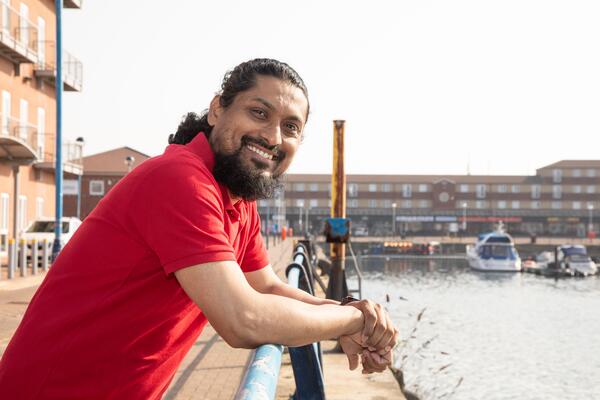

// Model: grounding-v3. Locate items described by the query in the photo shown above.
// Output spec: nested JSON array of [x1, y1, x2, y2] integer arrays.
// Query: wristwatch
[[340, 296, 360, 305]]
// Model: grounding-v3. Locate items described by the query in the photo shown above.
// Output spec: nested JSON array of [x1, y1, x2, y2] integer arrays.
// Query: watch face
[[439, 192, 450, 203]]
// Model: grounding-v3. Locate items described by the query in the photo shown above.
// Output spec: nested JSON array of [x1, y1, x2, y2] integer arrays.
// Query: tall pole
[[462, 202, 467, 232], [12, 165, 20, 240], [326, 120, 348, 300], [392, 203, 397, 236], [588, 204, 594, 234], [305, 206, 309, 236], [51, 0, 64, 260]]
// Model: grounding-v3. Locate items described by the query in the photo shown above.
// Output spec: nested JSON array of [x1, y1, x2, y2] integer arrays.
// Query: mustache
[[241, 136, 285, 162]]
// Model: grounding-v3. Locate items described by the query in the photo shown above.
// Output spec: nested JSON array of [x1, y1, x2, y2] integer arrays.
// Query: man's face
[[207, 75, 308, 200]]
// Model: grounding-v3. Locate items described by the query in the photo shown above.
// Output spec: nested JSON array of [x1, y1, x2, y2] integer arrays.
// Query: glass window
[[368, 184, 377, 192], [587, 169, 596, 178], [382, 199, 391, 208], [17, 195, 27, 231], [552, 201, 562, 209], [368, 199, 377, 208], [36, 197, 44, 218], [476, 184, 486, 199], [418, 184, 428, 192], [295, 199, 305, 207], [572, 169, 582, 177], [553, 169, 562, 183], [402, 184, 412, 198], [294, 183, 305, 191], [401, 200, 412, 208], [348, 184, 358, 197], [587, 186, 596, 194], [258, 200, 268, 207], [309, 199, 318, 207], [572, 201, 581, 210], [531, 185, 541, 199], [530, 201, 540, 209], [89, 180, 105, 196], [552, 185, 561, 199], [476, 200, 486, 209], [497, 185, 507, 193], [459, 184, 469, 193], [574, 185, 582, 194], [511, 185, 520, 193], [419, 200, 429, 208], [0, 193, 8, 232], [309, 183, 318, 192], [511, 201, 520, 209], [498, 200, 507, 209], [382, 183, 392, 192], [348, 199, 358, 208]]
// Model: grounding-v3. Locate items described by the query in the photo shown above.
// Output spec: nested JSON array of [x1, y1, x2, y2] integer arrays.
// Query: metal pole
[[52, 0, 64, 260], [305, 206, 309, 236], [77, 174, 82, 219], [462, 202, 467, 232], [31, 240, 38, 275], [12, 165, 19, 241], [326, 120, 348, 301], [588, 204, 594, 233], [392, 203, 396, 237], [19, 238, 26, 277], [7, 238, 15, 279]]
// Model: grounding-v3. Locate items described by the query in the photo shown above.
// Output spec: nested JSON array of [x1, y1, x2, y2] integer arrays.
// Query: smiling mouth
[[246, 144, 275, 161]]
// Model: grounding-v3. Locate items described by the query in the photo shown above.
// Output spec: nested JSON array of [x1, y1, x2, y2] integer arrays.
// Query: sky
[[62, 0, 600, 176]]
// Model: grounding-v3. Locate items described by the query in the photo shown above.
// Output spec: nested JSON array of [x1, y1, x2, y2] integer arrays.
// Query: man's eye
[[285, 123, 300, 134], [252, 109, 267, 118]]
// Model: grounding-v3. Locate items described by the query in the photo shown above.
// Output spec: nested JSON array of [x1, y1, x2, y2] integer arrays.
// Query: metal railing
[[2, 238, 51, 280], [34, 41, 83, 91], [0, 3, 39, 61], [235, 243, 326, 400], [0, 114, 40, 156]]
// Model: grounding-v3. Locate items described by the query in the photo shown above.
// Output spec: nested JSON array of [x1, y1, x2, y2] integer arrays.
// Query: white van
[[22, 217, 83, 253]]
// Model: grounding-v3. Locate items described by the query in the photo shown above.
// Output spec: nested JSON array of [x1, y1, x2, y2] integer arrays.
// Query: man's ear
[[207, 96, 222, 126]]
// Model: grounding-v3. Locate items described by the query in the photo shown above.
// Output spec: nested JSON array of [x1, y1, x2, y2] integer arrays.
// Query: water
[[354, 257, 600, 400]]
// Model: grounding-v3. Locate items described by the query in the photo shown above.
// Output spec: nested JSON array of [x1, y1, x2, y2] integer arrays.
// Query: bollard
[[19, 239, 27, 277], [42, 239, 49, 271], [7, 238, 16, 279], [31, 239, 39, 275]]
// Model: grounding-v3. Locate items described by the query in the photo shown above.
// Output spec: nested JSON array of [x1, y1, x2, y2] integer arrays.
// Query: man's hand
[[340, 332, 393, 374], [346, 299, 399, 355], [339, 332, 363, 370]]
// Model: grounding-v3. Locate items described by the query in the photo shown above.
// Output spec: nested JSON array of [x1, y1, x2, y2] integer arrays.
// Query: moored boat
[[466, 222, 521, 272]]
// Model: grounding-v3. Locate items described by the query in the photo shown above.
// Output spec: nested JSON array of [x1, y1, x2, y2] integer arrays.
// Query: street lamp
[[124, 156, 135, 173], [392, 202, 397, 237], [75, 137, 84, 219], [588, 203, 594, 234], [461, 202, 468, 232]]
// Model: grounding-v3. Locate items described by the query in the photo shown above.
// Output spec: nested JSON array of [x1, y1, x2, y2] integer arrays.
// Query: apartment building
[[0, 0, 82, 253], [63, 147, 150, 219], [261, 160, 600, 238]]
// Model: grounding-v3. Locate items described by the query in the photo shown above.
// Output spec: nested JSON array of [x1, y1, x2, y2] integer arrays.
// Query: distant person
[[0, 59, 398, 399]]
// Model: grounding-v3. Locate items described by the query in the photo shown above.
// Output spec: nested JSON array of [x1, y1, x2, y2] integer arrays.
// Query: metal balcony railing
[[0, 2, 39, 63], [235, 243, 326, 400], [0, 114, 39, 155], [34, 138, 84, 175], [34, 41, 83, 91]]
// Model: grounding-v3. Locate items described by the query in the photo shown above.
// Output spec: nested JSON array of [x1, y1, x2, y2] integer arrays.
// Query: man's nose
[[259, 123, 283, 148]]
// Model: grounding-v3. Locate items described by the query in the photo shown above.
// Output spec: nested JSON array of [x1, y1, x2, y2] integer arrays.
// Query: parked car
[[22, 217, 83, 254]]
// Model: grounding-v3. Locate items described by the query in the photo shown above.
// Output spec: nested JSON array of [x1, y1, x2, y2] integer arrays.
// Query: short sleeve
[[137, 161, 237, 275], [239, 203, 269, 273]]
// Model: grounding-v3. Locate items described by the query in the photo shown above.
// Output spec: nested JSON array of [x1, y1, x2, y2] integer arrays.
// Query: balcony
[[34, 139, 83, 175], [34, 41, 82, 91], [0, 115, 40, 165], [0, 4, 39, 64]]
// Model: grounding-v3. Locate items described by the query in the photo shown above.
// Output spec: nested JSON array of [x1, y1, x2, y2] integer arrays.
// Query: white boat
[[555, 245, 598, 277], [466, 222, 521, 272]]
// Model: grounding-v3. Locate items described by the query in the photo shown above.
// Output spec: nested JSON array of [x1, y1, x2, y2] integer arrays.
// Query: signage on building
[[435, 216, 457, 222], [397, 216, 435, 222], [63, 179, 79, 195]]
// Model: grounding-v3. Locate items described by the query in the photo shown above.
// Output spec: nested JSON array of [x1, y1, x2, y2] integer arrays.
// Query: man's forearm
[[269, 280, 339, 305]]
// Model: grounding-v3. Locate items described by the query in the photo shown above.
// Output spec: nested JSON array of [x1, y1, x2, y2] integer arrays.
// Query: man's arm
[[244, 265, 338, 305], [174, 261, 363, 349]]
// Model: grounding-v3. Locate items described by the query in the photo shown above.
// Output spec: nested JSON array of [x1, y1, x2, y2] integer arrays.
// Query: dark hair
[[168, 58, 309, 145]]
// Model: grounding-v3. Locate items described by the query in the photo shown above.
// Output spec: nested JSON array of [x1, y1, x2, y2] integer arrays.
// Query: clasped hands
[[340, 299, 398, 374]]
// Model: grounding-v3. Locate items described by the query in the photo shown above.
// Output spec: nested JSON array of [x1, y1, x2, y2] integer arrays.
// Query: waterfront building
[[63, 147, 150, 219], [262, 160, 600, 238], [0, 0, 82, 256]]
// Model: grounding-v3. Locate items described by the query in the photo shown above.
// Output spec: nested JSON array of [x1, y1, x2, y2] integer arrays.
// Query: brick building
[[259, 160, 600, 238], [0, 0, 82, 254], [63, 147, 150, 219]]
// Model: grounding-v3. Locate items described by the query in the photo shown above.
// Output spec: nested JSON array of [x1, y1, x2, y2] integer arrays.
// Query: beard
[[212, 136, 284, 201]]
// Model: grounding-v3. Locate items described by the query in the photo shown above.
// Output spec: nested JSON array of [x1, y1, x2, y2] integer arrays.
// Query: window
[[348, 184, 358, 197], [18, 195, 27, 232], [459, 184, 469, 193], [309, 199, 318, 207], [574, 185, 582, 194], [382, 199, 391, 208], [511, 185, 520, 193], [552, 201, 562, 210], [476, 200, 486, 209], [368, 184, 377, 192], [19, 3, 29, 47], [295, 199, 305, 207], [552, 185, 561, 199], [497, 185, 507, 193], [36, 197, 44, 218], [37, 16, 46, 64], [573, 169, 582, 178], [258, 200, 268, 207], [368, 199, 377, 208], [552, 169, 562, 183], [402, 184, 412, 198], [309, 183, 318, 192], [587, 169, 596, 178], [401, 200, 412, 208], [294, 183, 305, 191], [89, 180, 105, 196], [531, 185, 541, 199], [382, 184, 392, 192], [418, 184, 428, 192], [476, 184, 486, 199], [498, 200, 507, 209], [2, 90, 10, 135], [19, 98, 28, 140], [419, 200, 429, 208], [348, 199, 358, 208], [511, 201, 520, 209], [0, 193, 8, 232], [587, 186, 596, 194], [37, 107, 45, 159], [530, 201, 540, 209], [572, 201, 581, 210]]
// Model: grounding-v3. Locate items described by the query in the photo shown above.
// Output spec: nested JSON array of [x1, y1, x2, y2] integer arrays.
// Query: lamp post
[[588, 203, 594, 234], [75, 137, 84, 219], [124, 156, 135, 173], [462, 202, 468, 233], [392, 202, 397, 237]]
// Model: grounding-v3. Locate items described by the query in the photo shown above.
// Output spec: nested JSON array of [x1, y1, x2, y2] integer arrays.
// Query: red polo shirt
[[0, 133, 269, 399]]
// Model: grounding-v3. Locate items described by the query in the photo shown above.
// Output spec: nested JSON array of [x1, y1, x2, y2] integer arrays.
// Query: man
[[0, 59, 397, 399]]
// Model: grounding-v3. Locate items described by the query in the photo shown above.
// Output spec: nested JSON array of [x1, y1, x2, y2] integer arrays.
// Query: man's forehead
[[240, 76, 308, 120]]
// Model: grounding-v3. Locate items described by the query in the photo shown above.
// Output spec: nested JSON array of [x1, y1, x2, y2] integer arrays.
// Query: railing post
[[7, 238, 16, 279], [19, 238, 27, 277], [31, 239, 38, 275], [42, 238, 49, 271]]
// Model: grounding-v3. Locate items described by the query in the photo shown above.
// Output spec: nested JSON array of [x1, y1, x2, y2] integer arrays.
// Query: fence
[[2, 238, 51, 280]]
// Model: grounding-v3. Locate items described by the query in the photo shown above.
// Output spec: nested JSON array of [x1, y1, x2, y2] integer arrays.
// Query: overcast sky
[[62, 0, 600, 176]]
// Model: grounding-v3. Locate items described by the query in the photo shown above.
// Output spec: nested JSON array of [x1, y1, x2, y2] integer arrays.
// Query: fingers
[[349, 300, 377, 344], [346, 353, 359, 371], [360, 350, 388, 374], [375, 313, 397, 355], [365, 303, 387, 349], [339, 335, 363, 371]]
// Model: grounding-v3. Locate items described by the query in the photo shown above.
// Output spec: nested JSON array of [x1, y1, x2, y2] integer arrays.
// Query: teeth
[[247, 145, 273, 160]]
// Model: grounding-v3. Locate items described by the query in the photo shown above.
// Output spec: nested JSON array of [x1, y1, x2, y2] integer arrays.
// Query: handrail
[[235, 243, 326, 400]]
